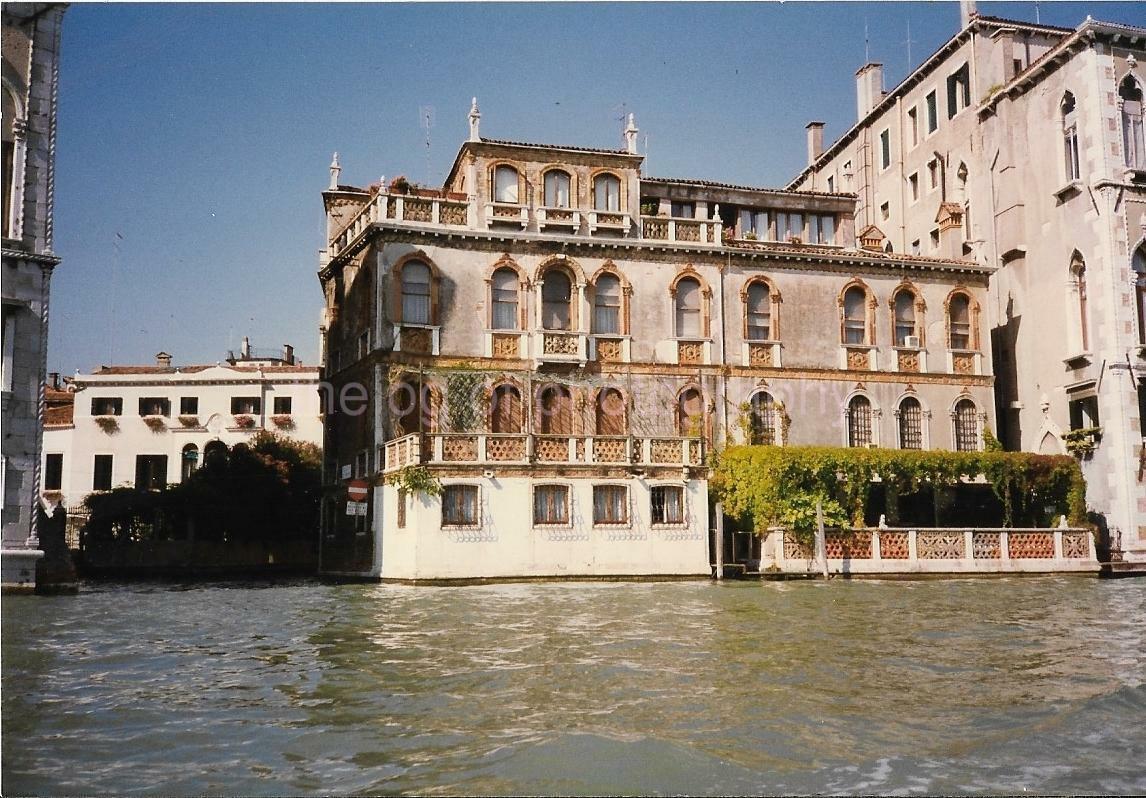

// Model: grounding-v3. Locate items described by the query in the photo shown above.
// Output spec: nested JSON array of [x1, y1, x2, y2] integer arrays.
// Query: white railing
[[761, 526, 1098, 574], [640, 215, 722, 245], [382, 433, 702, 469], [329, 191, 472, 260]]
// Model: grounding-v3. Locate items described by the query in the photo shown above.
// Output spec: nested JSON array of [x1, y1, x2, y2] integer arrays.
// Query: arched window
[[543, 170, 571, 208], [847, 395, 873, 447], [490, 384, 523, 433], [1120, 75, 1144, 170], [593, 273, 622, 334], [898, 397, 923, 450], [675, 277, 702, 337], [842, 286, 869, 345], [2, 86, 18, 239], [541, 269, 573, 331], [395, 378, 433, 435], [748, 391, 777, 445], [493, 165, 519, 203], [894, 289, 917, 346], [948, 293, 972, 350], [1071, 256, 1090, 352], [883, 241, 894, 254], [1062, 92, 1081, 181], [595, 388, 626, 436], [745, 281, 772, 341], [491, 267, 519, 330], [593, 173, 621, 211], [204, 440, 228, 468], [400, 260, 432, 324], [536, 384, 573, 435], [1134, 244, 1146, 346], [181, 443, 199, 481], [677, 387, 704, 437], [953, 398, 979, 451]]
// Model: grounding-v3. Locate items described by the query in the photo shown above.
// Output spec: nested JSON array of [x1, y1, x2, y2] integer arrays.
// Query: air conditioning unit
[[904, 335, 921, 348]]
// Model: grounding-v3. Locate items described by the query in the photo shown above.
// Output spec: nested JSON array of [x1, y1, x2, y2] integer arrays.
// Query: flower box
[[143, 416, 167, 432], [233, 414, 257, 429], [94, 416, 119, 433], [178, 415, 200, 428], [271, 414, 295, 430]]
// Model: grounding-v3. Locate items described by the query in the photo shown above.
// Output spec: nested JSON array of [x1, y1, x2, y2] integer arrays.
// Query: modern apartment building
[[318, 104, 995, 582], [789, 6, 1146, 564]]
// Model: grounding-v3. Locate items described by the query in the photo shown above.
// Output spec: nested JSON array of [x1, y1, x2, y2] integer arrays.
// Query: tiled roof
[[643, 176, 855, 200], [728, 239, 982, 268], [89, 364, 316, 376], [479, 137, 635, 156], [45, 388, 74, 426]]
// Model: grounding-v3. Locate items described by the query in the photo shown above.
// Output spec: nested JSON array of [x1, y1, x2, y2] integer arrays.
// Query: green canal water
[[3, 578, 1145, 795]]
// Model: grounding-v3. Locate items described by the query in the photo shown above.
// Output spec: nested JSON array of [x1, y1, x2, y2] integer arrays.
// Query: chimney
[[283, 344, 295, 365], [156, 352, 172, 368], [468, 97, 481, 142], [806, 122, 825, 165], [47, 372, 59, 390], [624, 113, 639, 155], [855, 63, 884, 120], [960, 0, 978, 28], [329, 152, 341, 190], [241, 337, 251, 359]]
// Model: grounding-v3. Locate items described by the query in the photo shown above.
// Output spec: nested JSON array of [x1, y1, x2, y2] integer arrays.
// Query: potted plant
[[143, 416, 167, 432], [389, 175, 410, 195], [178, 415, 200, 428], [271, 414, 295, 430], [1063, 426, 1102, 458], [233, 414, 257, 430], [744, 231, 758, 241]]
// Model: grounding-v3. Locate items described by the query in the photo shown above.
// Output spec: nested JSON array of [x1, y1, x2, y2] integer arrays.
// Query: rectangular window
[[1064, 124, 1081, 181], [397, 488, 407, 529], [533, 485, 569, 526], [93, 454, 113, 491], [273, 396, 292, 414], [738, 209, 768, 238], [44, 453, 62, 491], [134, 455, 168, 491], [928, 159, 939, 190], [826, 175, 835, 193], [926, 90, 938, 133], [138, 397, 170, 417], [907, 106, 919, 146], [231, 396, 261, 415], [1068, 396, 1100, 430], [930, 228, 940, 251], [442, 484, 479, 527], [776, 212, 805, 242], [879, 128, 891, 170], [1, 306, 15, 393], [670, 201, 695, 219], [651, 485, 685, 525], [880, 202, 890, 222], [180, 397, 198, 415], [911, 239, 921, 256], [909, 173, 919, 202], [91, 397, 123, 416], [811, 214, 836, 244], [358, 331, 369, 360], [947, 63, 970, 119], [592, 485, 629, 525]]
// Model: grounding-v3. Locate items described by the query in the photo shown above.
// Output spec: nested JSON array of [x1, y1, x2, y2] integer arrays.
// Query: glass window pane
[[544, 171, 570, 208], [494, 166, 518, 203]]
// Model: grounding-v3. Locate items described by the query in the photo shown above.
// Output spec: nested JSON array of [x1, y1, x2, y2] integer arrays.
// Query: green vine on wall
[[711, 445, 1086, 543], [384, 465, 442, 497]]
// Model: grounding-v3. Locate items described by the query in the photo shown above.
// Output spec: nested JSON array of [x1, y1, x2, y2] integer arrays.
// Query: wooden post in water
[[714, 502, 724, 580], [816, 499, 829, 579]]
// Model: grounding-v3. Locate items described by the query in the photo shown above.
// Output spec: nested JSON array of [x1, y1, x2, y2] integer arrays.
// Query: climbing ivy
[[710, 445, 1086, 543], [445, 365, 484, 432], [383, 465, 442, 497]]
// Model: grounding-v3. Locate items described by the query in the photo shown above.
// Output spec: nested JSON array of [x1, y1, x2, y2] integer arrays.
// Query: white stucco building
[[42, 344, 322, 515], [789, 6, 1146, 565]]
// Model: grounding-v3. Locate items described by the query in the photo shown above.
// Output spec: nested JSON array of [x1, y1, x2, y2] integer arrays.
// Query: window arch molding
[[1118, 72, 1144, 170], [534, 256, 586, 332], [1061, 90, 1081, 181], [589, 168, 625, 211], [944, 286, 981, 350], [391, 252, 442, 325], [888, 280, 927, 347], [540, 166, 575, 209], [1131, 238, 1146, 346], [486, 377, 525, 434], [675, 383, 709, 438], [488, 161, 524, 204], [740, 276, 782, 341], [842, 388, 881, 447], [592, 386, 629, 436], [2, 79, 28, 241], [484, 255, 528, 331], [893, 391, 930, 450], [391, 372, 442, 435], [950, 394, 983, 452], [670, 266, 713, 338], [745, 387, 783, 445], [589, 261, 632, 336], [838, 277, 877, 346]]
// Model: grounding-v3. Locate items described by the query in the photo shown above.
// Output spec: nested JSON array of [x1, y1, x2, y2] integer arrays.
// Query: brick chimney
[[806, 122, 825, 166], [282, 344, 295, 365], [156, 351, 172, 368], [856, 63, 884, 120]]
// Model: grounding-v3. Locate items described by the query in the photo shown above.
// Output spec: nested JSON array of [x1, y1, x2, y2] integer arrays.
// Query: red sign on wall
[[346, 480, 370, 501]]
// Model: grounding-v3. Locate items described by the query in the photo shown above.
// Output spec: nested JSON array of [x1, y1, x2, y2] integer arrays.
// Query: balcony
[[588, 210, 630, 236], [484, 201, 529, 230], [641, 215, 722, 246], [329, 191, 470, 259], [382, 432, 704, 473], [536, 206, 581, 233], [533, 331, 587, 365]]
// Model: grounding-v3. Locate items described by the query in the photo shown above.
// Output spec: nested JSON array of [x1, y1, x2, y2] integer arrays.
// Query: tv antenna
[[612, 102, 628, 149], [419, 105, 435, 184], [904, 19, 916, 68]]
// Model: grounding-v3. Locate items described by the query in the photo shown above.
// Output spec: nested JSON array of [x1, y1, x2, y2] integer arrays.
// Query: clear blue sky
[[48, 1, 1144, 374]]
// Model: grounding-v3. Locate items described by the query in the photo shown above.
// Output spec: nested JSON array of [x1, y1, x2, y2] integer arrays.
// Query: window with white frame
[[842, 286, 869, 345], [491, 267, 519, 330], [541, 269, 573, 331], [138, 397, 170, 417], [894, 289, 917, 346], [592, 485, 629, 525], [745, 281, 772, 341], [1121, 75, 1145, 170], [811, 214, 836, 244], [593, 174, 621, 211], [775, 211, 805, 242], [953, 399, 979, 451], [593, 274, 621, 334], [738, 208, 768, 239], [442, 484, 479, 527], [92, 397, 123, 416], [946, 63, 970, 118], [925, 90, 939, 133], [675, 277, 702, 337], [533, 484, 569, 525], [650, 485, 685, 525], [948, 293, 972, 350], [401, 260, 432, 325], [1062, 92, 1081, 182], [493, 165, 519, 203], [879, 128, 891, 170], [543, 170, 571, 208]]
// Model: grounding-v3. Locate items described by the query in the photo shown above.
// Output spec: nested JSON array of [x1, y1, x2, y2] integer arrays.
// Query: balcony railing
[[381, 432, 704, 472], [640, 215, 722, 246]]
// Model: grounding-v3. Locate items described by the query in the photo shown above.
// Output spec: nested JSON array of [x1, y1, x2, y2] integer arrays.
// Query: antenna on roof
[[419, 105, 435, 185], [612, 102, 628, 149], [864, 17, 870, 63], [1035, 1, 1040, 23], [904, 19, 916, 69]]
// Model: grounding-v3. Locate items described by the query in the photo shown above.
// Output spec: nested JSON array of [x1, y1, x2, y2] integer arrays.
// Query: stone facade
[[2, 3, 65, 590], [789, 11, 1146, 563], [318, 109, 995, 581]]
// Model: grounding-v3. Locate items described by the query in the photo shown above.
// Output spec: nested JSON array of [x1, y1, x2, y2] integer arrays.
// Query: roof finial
[[329, 152, 341, 190], [624, 112, 639, 155], [468, 97, 481, 142]]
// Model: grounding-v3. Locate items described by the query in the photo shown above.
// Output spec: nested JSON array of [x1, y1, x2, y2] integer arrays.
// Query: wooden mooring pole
[[714, 502, 724, 580], [816, 499, 829, 579]]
